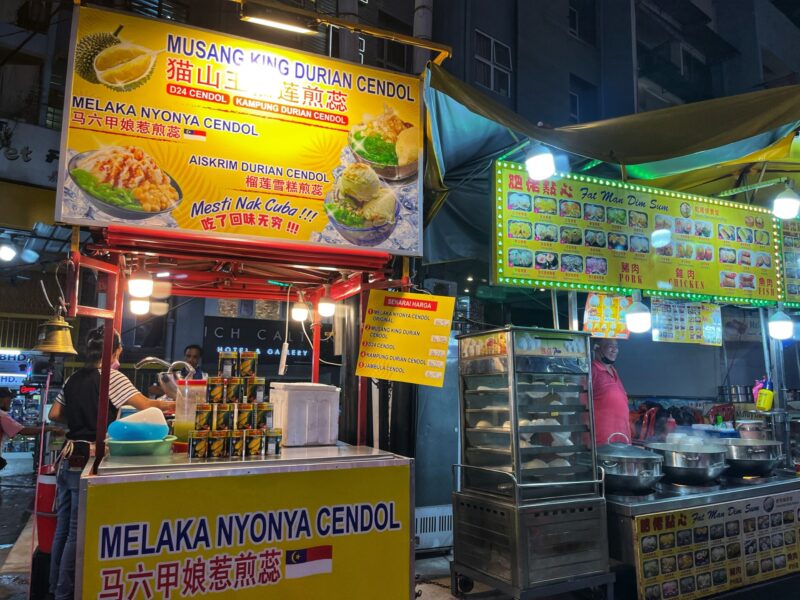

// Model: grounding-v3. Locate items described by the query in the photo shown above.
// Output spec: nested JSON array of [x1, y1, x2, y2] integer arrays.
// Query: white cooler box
[[271, 382, 340, 446]]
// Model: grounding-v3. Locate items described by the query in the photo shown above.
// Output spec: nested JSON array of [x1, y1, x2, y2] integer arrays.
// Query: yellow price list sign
[[356, 290, 455, 387]]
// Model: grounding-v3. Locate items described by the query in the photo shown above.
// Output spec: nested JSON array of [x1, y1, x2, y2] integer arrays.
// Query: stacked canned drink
[[188, 350, 281, 460]]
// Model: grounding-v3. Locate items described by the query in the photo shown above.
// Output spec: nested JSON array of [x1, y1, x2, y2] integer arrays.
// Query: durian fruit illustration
[[74, 26, 158, 92], [75, 25, 124, 83]]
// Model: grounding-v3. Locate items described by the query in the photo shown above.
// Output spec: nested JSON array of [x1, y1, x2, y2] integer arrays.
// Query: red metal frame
[[66, 251, 123, 466], [68, 227, 407, 465]]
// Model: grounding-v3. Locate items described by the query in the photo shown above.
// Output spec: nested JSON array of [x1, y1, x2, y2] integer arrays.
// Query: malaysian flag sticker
[[285, 545, 333, 579], [183, 128, 206, 141]]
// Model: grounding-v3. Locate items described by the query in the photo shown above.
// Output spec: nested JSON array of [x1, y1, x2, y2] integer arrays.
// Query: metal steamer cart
[[451, 327, 613, 598]]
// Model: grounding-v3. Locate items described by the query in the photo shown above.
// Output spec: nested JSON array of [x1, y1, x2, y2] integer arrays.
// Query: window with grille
[[45, 106, 62, 130], [474, 30, 512, 97], [129, 0, 189, 23]]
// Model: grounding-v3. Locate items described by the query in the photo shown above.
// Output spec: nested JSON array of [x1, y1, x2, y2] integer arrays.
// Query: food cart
[[50, 3, 446, 597], [62, 228, 416, 599], [452, 160, 800, 600]]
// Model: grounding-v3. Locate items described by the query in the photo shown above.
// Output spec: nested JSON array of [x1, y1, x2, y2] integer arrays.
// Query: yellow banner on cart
[[493, 162, 781, 302], [57, 7, 422, 255], [80, 464, 411, 599], [356, 290, 455, 387], [633, 491, 800, 600]]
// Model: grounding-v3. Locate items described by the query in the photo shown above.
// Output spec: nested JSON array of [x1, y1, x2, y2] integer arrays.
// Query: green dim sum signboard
[[491, 161, 781, 305]]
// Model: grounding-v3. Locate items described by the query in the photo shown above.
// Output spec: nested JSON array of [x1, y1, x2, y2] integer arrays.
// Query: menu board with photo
[[56, 7, 422, 255], [782, 219, 800, 303], [493, 163, 781, 302], [582, 293, 631, 339], [651, 299, 722, 346], [634, 491, 800, 599]]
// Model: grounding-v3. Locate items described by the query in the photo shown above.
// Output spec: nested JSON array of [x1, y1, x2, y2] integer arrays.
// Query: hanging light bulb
[[525, 142, 556, 180], [625, 290, 652, 333], [772, 185, 800, 220], [0, 243, 16, 262], [291, 291, 309, 321], [291, 302, 309, 321], [768, 307, 794, 340], [130, 299, 150, 315], [151, 281, 172, 299], [317, 285, 336, 318], [128, 266, 153, 298], [149, 301, 170, 316]]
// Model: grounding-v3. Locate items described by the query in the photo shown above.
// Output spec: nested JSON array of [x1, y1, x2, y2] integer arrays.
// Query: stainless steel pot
[[719, 439, 783, 475], [645, 442, 728, 484], [597, 433, 663, 493]]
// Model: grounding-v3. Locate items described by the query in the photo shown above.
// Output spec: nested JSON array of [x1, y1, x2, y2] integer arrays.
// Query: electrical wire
[[300, 320, 342, 367], [284, 285, 292, 344]]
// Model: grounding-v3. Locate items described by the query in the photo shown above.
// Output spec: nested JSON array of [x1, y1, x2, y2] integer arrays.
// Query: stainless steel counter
[[606, 471, 800, 517], [96, 442, 399, 476]]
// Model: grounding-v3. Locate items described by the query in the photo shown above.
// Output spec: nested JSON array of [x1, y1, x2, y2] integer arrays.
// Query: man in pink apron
[[591, 340, 631, 446]]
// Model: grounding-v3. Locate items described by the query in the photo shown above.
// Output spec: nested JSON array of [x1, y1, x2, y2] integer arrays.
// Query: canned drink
[[239, 352, 258, 378], [213, 404, 233, 431], [266, 428, 282, 456], [226, 377, 243, 403], [208, 431, 229, 459], [255, 402, 274, 429], [245, 430, 264, 457], [236, 403, 255, 430], [218, 351, 239, 378], [207, 377, 225, 403], [188, 430, 209, 459], [229, 430, 245, 458], [194, 404, 213, 430], [245, 377, 266, 402]]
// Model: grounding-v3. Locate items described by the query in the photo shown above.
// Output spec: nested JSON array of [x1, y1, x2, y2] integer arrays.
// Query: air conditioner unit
[[422, 278, 456, 297]]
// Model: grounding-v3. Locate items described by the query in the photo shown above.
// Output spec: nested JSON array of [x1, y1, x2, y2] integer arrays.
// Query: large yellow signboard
[[781, 219, 800, 304], [79, 464, 411, 599], [57, 7, 422, 255], [493, 162, 781, 303], [356, 290, 455, 387]]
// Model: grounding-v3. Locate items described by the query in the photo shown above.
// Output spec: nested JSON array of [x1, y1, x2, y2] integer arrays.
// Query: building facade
[[432, 0, 800, 126]]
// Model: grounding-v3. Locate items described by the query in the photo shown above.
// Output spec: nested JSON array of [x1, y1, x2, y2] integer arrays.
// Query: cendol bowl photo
[[347, 132, 418, 181], [324, 190, 400, 247], [67, 151, 183, 220]]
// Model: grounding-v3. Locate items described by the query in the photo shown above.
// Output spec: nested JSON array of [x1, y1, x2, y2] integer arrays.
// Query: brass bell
[[33, 315, 77, 355]]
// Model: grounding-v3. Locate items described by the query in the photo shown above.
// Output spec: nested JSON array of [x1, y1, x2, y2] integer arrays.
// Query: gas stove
[[606, 469, 800, 517]]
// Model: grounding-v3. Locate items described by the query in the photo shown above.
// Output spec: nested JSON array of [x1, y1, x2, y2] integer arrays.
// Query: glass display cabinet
[[451, 327, 609, 597], [458, 326, 599, 500]]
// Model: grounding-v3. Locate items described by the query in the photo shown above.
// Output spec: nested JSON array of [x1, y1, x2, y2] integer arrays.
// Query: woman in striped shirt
[[47, 326, 174, 600]]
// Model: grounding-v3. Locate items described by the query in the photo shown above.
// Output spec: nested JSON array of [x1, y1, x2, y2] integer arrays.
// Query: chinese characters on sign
[[58, 7, 422, 255], [81, 465, 411, 599], [634, 492, 800, 600], [782, 219, 800, 302], [494, 162, 780, 302], [582, 293, 631, 339]]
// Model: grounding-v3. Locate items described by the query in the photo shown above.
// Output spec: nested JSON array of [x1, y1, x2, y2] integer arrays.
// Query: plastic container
[[107, 435, 177, 456], [174, 379, 207, 442], [35, 465, 57, 553], [271, 382, 340, 447], [756, 379, 775, 412]]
